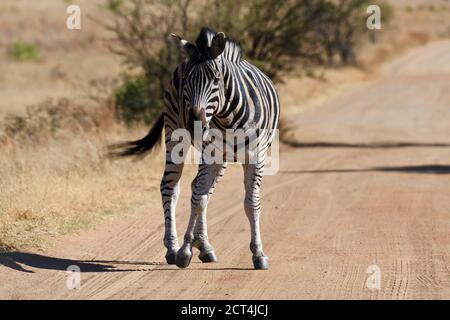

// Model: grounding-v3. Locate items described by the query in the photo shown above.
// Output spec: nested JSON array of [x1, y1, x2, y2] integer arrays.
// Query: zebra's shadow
[[0, 251, 252, 273]]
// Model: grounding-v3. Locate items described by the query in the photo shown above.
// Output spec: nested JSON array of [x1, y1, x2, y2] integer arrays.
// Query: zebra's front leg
[[160, 130, 187, 264], [160, 161, 184, 264], [243, 163, 269, 270], [176, 163, 227, 268]]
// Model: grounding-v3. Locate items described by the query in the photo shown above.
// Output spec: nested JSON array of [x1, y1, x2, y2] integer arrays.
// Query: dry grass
[[0, 149, 162, 251], [0, 152, 163, 251], [1, 0, 450, 251], [0, 106, 166, 251]]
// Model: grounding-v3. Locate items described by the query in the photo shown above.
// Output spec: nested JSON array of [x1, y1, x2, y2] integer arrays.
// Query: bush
[[198, 0, 332, 80], [9, 41, 41, 62], [102, 0, 192, 126], [104, 0, 386, 123], [115, 76, 162, 126], [319, 0, 392, 65]]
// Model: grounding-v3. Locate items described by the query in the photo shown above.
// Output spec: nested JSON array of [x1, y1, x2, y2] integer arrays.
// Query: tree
[[103, 0, 384, 123]]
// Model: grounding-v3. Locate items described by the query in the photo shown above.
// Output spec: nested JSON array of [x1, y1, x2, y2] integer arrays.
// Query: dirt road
[[1, 41, 449, 300]]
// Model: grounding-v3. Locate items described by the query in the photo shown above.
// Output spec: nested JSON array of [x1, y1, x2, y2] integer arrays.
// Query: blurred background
[[1, 0, 450, 251]]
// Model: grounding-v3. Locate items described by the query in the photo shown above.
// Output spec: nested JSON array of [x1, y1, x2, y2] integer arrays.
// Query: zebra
[[110, 27, 280, 270]]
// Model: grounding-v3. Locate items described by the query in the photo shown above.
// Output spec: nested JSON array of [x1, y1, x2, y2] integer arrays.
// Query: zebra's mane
[[195, 27, 243, 63]]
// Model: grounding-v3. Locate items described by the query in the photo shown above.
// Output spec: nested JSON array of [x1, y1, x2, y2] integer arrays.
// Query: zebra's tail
[[108, 113, 164, 158]]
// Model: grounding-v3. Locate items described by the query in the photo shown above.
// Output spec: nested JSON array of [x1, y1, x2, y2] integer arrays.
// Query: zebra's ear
[[170, 33, 198, 60], [208, 32, 226, 59]]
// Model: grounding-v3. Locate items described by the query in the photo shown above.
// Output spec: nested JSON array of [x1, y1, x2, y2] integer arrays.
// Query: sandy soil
[[0, 40, 449, 300]]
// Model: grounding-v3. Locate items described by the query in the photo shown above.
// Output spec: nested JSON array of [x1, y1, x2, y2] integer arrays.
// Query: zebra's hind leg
[[176, 163, 227, 268], [243, 163, 269, 270]]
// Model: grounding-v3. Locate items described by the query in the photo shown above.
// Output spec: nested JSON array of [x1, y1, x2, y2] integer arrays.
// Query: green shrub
[[105, 0, 123, 12], [9, 41, 41, 62], [115, 76, 162, 126]]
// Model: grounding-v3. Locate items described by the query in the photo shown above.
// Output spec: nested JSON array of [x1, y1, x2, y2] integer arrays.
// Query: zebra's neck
[[214, 58, 251, 130]]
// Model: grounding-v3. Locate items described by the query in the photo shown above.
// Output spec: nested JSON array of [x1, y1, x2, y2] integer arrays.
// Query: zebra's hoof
[[199, 251, 217, 263], [253, 256, 269, 270], [175, 250, 192, 269], [165, 251, 177, 265]]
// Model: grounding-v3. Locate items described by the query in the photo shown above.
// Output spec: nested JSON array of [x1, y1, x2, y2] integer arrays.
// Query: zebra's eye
[[213, 76, 220, 85]]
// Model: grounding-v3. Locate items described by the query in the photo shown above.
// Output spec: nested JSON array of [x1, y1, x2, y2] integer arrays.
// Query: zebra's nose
[[192, 107, 208, 127]]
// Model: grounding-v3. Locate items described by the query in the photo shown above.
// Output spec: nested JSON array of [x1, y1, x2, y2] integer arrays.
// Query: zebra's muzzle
[[188, 108, 211, 143], [192, 107, 208, 126]]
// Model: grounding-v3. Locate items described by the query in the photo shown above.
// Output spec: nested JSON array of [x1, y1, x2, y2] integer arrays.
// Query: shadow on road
[[280, 165, 450, 175], [0, 252, 167, 273], [282, 141, 450, 149], [0, 252, 253, 273]]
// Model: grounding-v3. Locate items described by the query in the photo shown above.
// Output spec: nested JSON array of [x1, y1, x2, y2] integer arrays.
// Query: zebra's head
[[171, 29, 227, 140]]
